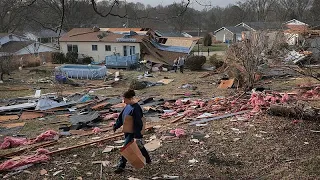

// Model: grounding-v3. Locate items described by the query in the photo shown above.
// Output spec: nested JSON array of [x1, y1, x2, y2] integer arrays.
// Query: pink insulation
[[0, 130, 58, 150], [169, 128, 185, 137], [92, 127, 102, 134], [103, 113, 119, 120], [0, 148, 50, 172], [32, 130, 58, 143], [162, 111, 177, 118], [0, 137, 28, 149]]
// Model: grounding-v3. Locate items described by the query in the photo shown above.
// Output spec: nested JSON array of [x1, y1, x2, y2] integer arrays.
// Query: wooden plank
[[0, 115, 19, 122], [0, 122, 25, 128], [170, 115, 185, 123], [218, 79, 235, 89], [189, 110, 251, 125]]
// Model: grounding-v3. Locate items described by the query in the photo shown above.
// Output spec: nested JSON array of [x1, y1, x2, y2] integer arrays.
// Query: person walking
[[113, 89, 151, 174], [178, 56, 185, 73], [173, 58, 178, 73]]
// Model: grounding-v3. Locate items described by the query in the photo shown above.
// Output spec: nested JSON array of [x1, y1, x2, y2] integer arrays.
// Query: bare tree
[[226, 31, 286, 89]]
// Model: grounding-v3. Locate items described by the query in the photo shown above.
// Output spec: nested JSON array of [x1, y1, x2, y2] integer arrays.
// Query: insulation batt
[[0, 148, 50, 171], [0, 130, 58, 149]]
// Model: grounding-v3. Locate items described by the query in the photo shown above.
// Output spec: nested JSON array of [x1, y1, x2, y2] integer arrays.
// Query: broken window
[[105, 45, 111, 51], [92, 45, 98, 51]]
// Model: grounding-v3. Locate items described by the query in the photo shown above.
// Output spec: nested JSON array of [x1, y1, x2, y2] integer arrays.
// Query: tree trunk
[[268, 104, 320, 121]]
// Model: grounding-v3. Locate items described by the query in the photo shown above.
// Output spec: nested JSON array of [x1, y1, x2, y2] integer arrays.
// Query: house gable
[[0, 33, 29, 46], [285, 19, 308, 26], [235, 23, 256, 31]]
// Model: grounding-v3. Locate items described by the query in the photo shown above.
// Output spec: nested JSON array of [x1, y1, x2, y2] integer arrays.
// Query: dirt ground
[[0, 65, 319, 179]]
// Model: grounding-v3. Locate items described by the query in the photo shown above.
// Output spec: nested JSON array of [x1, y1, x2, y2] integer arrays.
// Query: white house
[[23, 29, 65, 48], [59, 28, 143, 63], [0, 33, 59, 57], [0, 33, 28, 46]]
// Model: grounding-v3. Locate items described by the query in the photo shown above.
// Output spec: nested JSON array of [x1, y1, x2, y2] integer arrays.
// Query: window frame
[[92, 45, 98, 51]]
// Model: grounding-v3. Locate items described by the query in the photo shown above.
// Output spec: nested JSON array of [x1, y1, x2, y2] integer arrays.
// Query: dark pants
[[118, 133, 151, 168], [173, 65, 177, 72], [180, 65, 184, 73]]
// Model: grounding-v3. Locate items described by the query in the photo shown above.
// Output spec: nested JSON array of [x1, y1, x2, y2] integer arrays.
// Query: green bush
[[66, 52, 78, 64], [185, 56, 206, 71], [203, 33, 212, 46], [52, 52, 66, 64], [82, 57, 93, 64], [209, 54, 224, 68]]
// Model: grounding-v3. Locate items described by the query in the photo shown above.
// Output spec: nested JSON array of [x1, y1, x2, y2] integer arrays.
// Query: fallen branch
[[268, 104, 320, 121]]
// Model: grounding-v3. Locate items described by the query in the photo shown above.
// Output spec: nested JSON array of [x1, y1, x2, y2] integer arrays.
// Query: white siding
[[15, 43, 58, 55], [60, 41, 141, 63], [24, 33, 38, 41]]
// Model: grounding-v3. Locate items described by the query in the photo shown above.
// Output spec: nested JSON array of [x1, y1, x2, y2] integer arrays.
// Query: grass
[[192, 43, 227, 52]]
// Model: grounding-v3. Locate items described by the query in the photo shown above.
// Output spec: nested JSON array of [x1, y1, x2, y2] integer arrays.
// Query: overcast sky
[[127, 0, 239, 10]]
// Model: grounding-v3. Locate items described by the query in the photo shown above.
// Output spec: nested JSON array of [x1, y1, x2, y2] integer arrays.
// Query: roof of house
[[59, 28, 144, 43], [160, 37, 199, 48], [154, 30, 186, 37], [141, 38, 187, 65], [0, 41, 34, 53], [28, 29, 66, 38], [214, 26, 248, 34], [285, 19, 308, 26], [238, 22, 284, 30], [100, 28, 145, 32], [0, 33, 9, 38]]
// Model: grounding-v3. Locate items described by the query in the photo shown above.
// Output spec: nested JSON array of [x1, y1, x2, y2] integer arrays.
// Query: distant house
[[0, 33, 58, 57], [59, 28, 144, 64], [214, 26, 248, 43], [0, 33, 59, 66], [23, 29, 65, 48]]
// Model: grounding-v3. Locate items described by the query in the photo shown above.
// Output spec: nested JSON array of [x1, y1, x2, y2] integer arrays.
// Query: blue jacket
[[114, 103, 144, 139]]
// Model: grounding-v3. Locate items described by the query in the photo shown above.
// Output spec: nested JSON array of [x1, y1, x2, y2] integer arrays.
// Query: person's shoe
[[114, 167, 125, 174]]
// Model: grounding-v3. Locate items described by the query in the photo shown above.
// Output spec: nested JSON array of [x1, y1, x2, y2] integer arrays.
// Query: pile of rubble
[[0, 79, 319, 173]]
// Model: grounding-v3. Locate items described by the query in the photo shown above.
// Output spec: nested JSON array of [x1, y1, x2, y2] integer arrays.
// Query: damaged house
[[59, 27, 199, 67]]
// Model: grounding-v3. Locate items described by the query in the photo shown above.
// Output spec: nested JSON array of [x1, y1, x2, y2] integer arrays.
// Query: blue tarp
[[105, 53, 139, 68], [150, 39, 190, 53]]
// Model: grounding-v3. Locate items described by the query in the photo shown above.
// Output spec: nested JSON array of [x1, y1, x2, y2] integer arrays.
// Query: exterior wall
[[0, 34, 28, 45], [60, 41, 141, 63], [215, 29, 234, 43], [24, 33, 38, 41], [284, 33, 300, 45], [15, 43, 58, 55]]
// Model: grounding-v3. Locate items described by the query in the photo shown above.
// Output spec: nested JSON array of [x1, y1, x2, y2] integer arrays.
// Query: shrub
[[82, 57, 93, 64], [66, 52, 78, 64], [129, 79, 146, 90], [209, 54, 224, 68], [185, 56, 206, 71], [203, 33, 212, 46], [52, 52, 66, 64]]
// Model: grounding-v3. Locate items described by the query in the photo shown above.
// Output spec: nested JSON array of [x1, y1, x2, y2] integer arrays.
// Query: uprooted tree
[[226, 31, 287, 89]]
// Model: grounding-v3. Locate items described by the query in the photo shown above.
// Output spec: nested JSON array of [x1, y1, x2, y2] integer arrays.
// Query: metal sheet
[[0, 103, 37, 112], [189, 110, 250, 125]]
